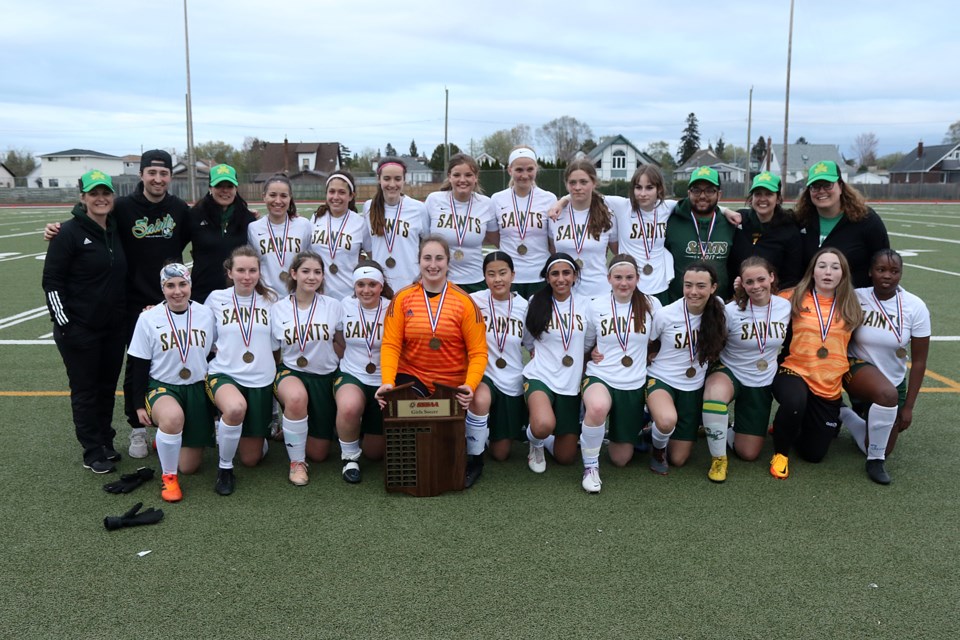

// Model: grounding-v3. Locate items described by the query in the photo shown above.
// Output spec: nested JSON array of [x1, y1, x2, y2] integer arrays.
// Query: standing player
[[248, 174, 313, 296], [311, 171, 371, 300]]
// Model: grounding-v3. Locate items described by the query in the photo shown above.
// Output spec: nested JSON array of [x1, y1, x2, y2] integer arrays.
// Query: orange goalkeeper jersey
[[780, 289, 852, 399], [381, 282, 488, 392]]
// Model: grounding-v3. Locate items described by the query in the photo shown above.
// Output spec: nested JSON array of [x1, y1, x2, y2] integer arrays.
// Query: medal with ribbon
[[449, 193, 473, 259], [360, 297, 384, 373], [489, 291, 512, 369], [511, 189, 533, 254], [233, 289, 258, 364], [749, 300, 772, 371], [422, 283, 449, 350], [569, 204, 589, 266], [292, 294, 319, 368], [611, 295, 635, 367], [384, 198, 404, 267], [635, 207, 657, 274], [812, 289, 838, 359], [682, 301, 699, 378], [165, 302, 193, 380], [552, 296, 576, 366], [689, 210, 716, 260], [266, 216, 290, 268], [871, 290, 906, 358], [326, 212, 351, 275]]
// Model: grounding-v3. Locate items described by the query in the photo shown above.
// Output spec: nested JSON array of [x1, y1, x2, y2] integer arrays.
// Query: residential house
[[0, 163, 14, 188], [763, 143, 848, 184], [474, 152, 499, 167], [122, 154, 141, 175], [849, 171, 889, 185], [888, 142, 960, 184], [38, 149, 124, 188], [673, 148, 746, 184], [587, 135, 658, 181], [255, 140, 342, 183], [372, 156, 435, 186]]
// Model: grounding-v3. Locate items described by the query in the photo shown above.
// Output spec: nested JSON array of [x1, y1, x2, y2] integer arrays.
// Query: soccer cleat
[[128, 431, 149, 459], [161, 473, 183, 502], [865, 459, 891, 485], [342, 460, 361, 484], [581, 467, 602, 494], [214, 468, 236, 496], [464, 454, 484, 488], [83, 458, 116, 474], [708, 455, 728, 483], [769, 453, 789, 479], [527, 443, 546, 473], [288, 461, 309, 486], [649, 446, 669, 475]]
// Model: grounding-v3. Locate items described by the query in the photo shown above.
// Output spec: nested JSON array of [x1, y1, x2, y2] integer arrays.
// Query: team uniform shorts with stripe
[[146, 379, 215, 448], [709, 364, 774, 438], [582, 376, 646, 444], [333, 371, 384, 436], [274, 368, 336, 439], [645, 376, 704, 442], [482, 375, 528, 442], [205, 373, 274, 438]]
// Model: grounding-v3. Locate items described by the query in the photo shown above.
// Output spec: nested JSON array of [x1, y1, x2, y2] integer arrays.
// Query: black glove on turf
[[103, 467, 155, 494], [103, 502, 165, 531]]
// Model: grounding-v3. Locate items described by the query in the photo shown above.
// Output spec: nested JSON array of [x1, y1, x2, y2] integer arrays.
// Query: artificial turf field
[[1, 202, 958, 639]]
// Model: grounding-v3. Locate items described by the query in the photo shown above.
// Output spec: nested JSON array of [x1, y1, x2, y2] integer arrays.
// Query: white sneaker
[[527, 443, 546, 473], [581, 467, 602, 493], [128, 430, 149, 459]]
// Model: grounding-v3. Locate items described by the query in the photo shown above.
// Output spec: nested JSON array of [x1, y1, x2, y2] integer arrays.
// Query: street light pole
[[183, 0, 197, 203], [782, 0, 795, 190]]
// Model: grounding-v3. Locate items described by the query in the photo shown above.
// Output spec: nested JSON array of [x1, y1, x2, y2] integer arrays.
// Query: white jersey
[[270, 293, 342, 375], [128, 301, 216, 385], [585, 293, 662, 391], [470, 290, 529, 397], [361, 195, 429, 292], [607, 196, 676, 295], [850, 287, 931, 385], [522, 293, 594, 396], [204, 288, 278, 388], [247, 215, 314, 296], [310, 210, 372, 301], [337, 296, 389, 387], [425, 191, 499, 285], [719, 297, 792, 387], [490, 186, 556, 284], [647, 298, 712, 391], [548, 204, 618, 297]]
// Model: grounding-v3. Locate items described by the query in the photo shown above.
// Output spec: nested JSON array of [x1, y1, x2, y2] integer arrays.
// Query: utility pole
[[746, 85, 753, 187], [444, 87, 450, 170], [183, 0, 197, 203], [782, 0, 795, 190]]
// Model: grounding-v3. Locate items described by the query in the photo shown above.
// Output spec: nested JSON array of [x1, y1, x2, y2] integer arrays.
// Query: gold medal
[[365, 362, 377, 374], [429, 337, 442, 350], [179, 368, 191, 380], [642, 264, 654, 276], [685, 366, 697, 379], [385, 256, 396, 268], [296, 355, 308, 368], [328, 263, 339, 275], [495, 357, 507, 369], [242, 351, 254, 364], [621, 355, 633, 367], [756, 359, 768, 371], [816, 347, 829, 359], [561, 355, 574, 367], [575, 259, 584, 269], [895, 347, 907, 359], [517, 243, 528, 256], [453, 249, 464, 261]]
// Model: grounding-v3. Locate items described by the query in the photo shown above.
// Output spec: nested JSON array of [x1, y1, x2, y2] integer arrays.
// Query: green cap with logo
[[689, 166, 720, 187], [210, 164, 238, 187], [806, 161, 840, 186], [80, 169, 114, 193], [750, 171, 781, 194]]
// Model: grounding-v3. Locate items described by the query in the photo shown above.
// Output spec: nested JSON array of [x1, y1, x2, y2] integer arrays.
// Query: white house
[[764, 144, 848, 184], [122, 154, 141, 175], [372, 155, 435, 186], [39, 149, 124, 188], [0, 163, 14, 188], [849, 171, 889, 185], [674, 149, 746, 184], [586, 135, 658, 181]]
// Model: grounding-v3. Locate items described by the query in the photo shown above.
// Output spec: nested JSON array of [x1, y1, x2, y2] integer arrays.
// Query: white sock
[[651, 425, 674, 450], [526, 425, 544, 448], [840, 406, 868, 455], [465, 410, 489, 456], [131, 427, 147, 438], [262, 439, 269, 457], [339, 438, 361, 461], [156, 431, 182, 476], [217, 419, 242, 469], [282, 415, 309, 463], [543, 434, 556, 457], [866, 404, 898, 461], [580, 423, 605, 469], [702, 401, 729, 458], [727, 426, 736, 450]]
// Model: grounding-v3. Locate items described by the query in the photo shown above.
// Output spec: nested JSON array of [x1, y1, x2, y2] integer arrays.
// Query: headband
[[377, 161, 406, 175], [546, 257, 577, 272], [607, 260, 638, 274], [326, 173, 355, 193], [353, 266, 384, 285], [508, 148, 537, 166], [160, 263, 191, 285]]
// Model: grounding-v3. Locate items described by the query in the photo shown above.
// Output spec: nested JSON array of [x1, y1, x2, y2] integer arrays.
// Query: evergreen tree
[[715, 136, 726, 158], [384, 143, 397, 157], [751, 136, 768, 166], [409, 140, 418, 157], [677, 113, 701, 164]]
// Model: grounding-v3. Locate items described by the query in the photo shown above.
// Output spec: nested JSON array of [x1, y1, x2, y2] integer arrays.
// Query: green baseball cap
[[689, 166, 720, 187], [80, 169, 114, 193], [210, 164, 238, 187], [806, 161, 840, 186], [750, 171, 781, 194]]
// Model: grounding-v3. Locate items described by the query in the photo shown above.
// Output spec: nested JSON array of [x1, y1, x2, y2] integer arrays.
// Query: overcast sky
[[3, 1, 957, 163]]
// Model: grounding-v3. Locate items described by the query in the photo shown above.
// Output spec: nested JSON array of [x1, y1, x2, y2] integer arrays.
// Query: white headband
[[508, 148, 538, 166], [326, 173, 355, 193], [607, 260, 638, 274], [353, 266, 384, 285], [546, 257, 577, 272]]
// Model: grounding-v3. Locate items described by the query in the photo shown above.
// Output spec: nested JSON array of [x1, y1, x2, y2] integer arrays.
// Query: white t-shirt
[[850, 287, 931, 385], [548, 204, 618, 297], [647, 298, 711, 391], [585, 293, 662, 391], [719, 297, 792, 387], [247, 215, 314, 296], [470, 290, 529, 397], [522, 293, 594, 396], [607, 196, 677, 295], [204, 288, 278, 388], [128, 302, 216, 385], [310, 210, 372, 301], [337, 296, 389, 387], [269, 293, 342, 375], [361, 195, 430, 293], [490, 186, 557, 284], [425, 191, 499, 285]]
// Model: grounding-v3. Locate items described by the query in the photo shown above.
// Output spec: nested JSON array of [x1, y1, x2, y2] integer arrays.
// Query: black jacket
[[796, 207, 889, 288], [42, 203, 127, 342], [187, 192, 257, 302], [731, 208, 804, 289]]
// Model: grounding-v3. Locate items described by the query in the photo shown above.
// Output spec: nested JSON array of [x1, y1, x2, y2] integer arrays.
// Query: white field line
[[884, 218, 960, 230], [0, 251, 45, 262], [0, 308, 48, 330], [888, 232, 960, 245], [0, 306, 47, 324], [902, 263, 960, 277], [0, 230, 44, 240]]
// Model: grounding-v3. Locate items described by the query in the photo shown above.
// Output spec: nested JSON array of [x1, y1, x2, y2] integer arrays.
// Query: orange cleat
[[161, 473, 183, 502]]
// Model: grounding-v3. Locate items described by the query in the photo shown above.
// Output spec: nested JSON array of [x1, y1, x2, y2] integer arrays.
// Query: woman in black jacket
[[42, 170, 128, 473]]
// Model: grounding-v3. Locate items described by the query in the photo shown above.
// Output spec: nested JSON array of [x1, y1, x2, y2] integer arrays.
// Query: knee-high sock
[[156, 431, 182, 476], [465, 410, 489, 456], [866, 404, 898, 461], [580, 423, 605, 469], [217, 419, 242, 469], [282, 415, 308, 463], [702, 400, 729, 458], [840, 406, 868, 455], [543, 434, 556, 456], [651, 425, 674, 450], [339, 438, 361, 462]]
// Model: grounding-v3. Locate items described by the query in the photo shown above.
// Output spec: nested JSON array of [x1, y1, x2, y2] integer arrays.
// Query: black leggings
[[771, 371, 842, 462]]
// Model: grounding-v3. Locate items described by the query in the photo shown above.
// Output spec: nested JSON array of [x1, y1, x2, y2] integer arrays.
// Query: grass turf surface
[[1, 203, 959, 639]]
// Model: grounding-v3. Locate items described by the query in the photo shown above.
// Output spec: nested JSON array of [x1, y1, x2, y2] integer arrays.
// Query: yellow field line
[[921, 369, 960, 390]]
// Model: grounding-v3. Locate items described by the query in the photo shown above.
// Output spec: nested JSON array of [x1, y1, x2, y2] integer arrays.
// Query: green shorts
[[709, 364, 774, 438], [146, 379, 214, 448], [457, 280, 487, 294], [481, 375, 528, 442], [334, 371, 384, 436], [645, 376, 704, 442], [205, 373, 275, 438], [275, 367, 336, 439], [523, 378, 581, 436], [844, 358, 908, 411], [511, 281, 545, 300], [582, 376, 646, 444]]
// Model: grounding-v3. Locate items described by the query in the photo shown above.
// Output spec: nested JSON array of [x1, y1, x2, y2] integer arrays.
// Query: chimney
[[917, 141, 923, 159], [283, 136, 289, 173]]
